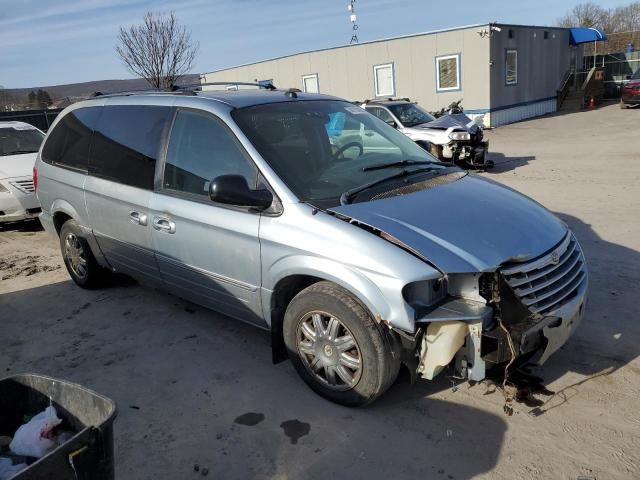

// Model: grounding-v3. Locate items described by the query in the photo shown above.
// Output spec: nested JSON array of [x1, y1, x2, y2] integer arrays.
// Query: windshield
[[387, 103, 435, 127], [0, 127, 44, 157], [232, 100, 451, 208]]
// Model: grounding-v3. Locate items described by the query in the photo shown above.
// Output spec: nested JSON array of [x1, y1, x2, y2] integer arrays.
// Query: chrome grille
[[501, 233, 586, 314], [10, 179, 35, 194]]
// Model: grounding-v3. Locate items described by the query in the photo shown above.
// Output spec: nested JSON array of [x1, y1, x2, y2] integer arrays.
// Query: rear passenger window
[[163, 110, 256, 197], [42, 108, 99, 171], [89, 105, 173, 190]]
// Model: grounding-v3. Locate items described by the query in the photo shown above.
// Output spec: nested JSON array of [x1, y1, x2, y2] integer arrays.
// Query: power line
[[348, 1, 359, 44]]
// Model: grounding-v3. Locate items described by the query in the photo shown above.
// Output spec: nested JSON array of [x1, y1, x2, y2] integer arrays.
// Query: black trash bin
[[0, 374, 117, 480]]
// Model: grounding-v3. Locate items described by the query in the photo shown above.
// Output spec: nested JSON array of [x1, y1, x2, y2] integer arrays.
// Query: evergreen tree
[[36, 89, 52, 109], [27, 90, 37, 109]]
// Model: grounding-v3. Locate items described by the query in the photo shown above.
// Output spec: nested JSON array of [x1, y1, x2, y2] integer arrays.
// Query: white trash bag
[[9, 406, 62, 458]]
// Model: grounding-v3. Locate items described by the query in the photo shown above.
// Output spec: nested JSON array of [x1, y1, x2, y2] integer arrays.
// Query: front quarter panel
[[260, 203, 442, 331]]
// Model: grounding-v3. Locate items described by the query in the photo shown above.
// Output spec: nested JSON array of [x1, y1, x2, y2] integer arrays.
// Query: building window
[[544, 31, 549, 39], [436, 54, 461, 92], [373, 63, 395, 97], [506, 49, 518, 85], [302, 73, 319, 93], [508, 29, 514, 39]]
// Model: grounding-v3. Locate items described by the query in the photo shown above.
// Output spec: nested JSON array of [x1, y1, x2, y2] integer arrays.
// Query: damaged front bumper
[[413, 233, 588, 382], [441, 140, 491, 168]]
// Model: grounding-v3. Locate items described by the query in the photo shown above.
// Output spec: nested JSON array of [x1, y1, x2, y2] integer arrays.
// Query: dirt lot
[[1, 103, 639, 479]]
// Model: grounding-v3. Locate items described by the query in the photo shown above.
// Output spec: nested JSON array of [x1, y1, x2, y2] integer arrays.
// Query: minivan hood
[[0, 152, 37, 179], [330, 174, 567, 273]]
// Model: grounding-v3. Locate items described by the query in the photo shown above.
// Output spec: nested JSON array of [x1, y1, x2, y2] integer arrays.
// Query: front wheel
[[59, 219, 108, 289], [283, 281, 400, 406]]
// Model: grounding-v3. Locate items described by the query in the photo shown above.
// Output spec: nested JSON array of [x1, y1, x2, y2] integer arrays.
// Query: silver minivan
[[35, 88, 587, 406]]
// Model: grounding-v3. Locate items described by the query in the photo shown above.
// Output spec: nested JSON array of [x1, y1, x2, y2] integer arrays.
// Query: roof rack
[[91, 80, 278, 99], [92, 89, 196, 98], [363, 97, 412, 104], [175, 81, 277, 91]]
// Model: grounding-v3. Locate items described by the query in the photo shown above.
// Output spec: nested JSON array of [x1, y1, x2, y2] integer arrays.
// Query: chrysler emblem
[[550, 252, 560, 264]]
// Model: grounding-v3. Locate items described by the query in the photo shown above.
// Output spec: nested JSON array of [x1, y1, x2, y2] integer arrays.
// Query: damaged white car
[[361, 99, 492, 169]]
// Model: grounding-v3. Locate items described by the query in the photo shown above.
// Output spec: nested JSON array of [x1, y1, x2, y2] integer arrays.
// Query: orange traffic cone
[[588, 96, 595, 110]]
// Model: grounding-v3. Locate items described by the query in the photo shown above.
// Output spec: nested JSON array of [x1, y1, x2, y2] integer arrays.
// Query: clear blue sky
[[0, 0, 630, 88]]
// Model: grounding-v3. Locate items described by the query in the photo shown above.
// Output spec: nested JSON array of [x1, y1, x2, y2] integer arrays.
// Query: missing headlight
[[402, 278, 447, 310]]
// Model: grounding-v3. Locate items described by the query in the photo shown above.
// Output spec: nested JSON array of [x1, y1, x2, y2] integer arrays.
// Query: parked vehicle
[[621, 69, 640, 108], [361, 99, 491, 169], [35, 87, 587, 406], [0, 121, 44, 223]]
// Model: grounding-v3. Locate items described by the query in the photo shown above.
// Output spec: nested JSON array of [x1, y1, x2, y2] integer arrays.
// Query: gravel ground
[[1, 103, 639, 479]]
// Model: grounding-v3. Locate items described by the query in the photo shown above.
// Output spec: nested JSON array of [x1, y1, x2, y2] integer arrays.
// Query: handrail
[[581, 67, 596, 91], [558, 70, 573, 93], [556, 69, 574, 109], [581, 66, 605, 108]]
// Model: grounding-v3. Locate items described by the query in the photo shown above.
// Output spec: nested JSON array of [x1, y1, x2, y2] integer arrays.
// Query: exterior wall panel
[[490, 26, 570, 110], [202, 24, 574, 127], [490, 98, 557, 127], [202, 25, 491, 114]]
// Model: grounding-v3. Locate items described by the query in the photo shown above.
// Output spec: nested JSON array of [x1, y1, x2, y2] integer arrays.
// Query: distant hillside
[[4, 75, 200, 108]]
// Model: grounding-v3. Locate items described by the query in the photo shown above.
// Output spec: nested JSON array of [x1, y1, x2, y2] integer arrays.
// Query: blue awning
[[569, 27, 608, 45]]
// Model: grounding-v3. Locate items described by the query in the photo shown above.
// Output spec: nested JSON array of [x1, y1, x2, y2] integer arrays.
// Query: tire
[[283, 281, 400, 406], [59, 219, 108, 289]]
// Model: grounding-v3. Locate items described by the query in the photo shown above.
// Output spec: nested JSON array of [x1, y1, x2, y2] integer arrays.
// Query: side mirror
[[209, 175, 273, 210]]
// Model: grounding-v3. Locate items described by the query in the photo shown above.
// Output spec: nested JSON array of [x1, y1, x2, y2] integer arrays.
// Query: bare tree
[[116, 11, 199, 89], [557, 2, 608, 28], [611, 2, 640, 32]]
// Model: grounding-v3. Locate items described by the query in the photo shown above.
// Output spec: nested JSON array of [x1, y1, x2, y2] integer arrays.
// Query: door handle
[[129, 211, 148, 226], [153, 216, 176, 234]]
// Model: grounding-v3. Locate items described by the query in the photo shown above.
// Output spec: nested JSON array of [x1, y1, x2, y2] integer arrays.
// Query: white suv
[[0, 121, 44, 222]]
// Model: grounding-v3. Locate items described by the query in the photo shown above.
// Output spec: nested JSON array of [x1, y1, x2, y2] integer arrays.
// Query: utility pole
[[348, 1, 359, 44]]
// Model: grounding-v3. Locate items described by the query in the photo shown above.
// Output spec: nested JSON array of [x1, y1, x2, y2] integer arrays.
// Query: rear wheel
[[59, 219, 108, 289], [283, 281, 400, 406]]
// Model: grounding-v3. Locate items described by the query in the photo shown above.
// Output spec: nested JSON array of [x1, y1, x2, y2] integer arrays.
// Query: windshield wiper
[[362, 159, 442, 172], [340, 167, 440, 205], [0, 150, 38, 156]]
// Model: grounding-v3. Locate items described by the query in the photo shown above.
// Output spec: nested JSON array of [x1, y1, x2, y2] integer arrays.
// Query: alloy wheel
[[296, 311, 363, 391], [64, 233, 88, 280]]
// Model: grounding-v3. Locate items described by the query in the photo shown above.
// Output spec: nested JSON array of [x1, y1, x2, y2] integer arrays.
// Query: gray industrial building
[[202, 23, 590, 127]]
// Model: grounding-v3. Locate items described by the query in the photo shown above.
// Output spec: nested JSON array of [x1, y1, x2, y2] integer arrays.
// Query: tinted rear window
[[42, 108, 99, 171], [89, 105, 173, 190]]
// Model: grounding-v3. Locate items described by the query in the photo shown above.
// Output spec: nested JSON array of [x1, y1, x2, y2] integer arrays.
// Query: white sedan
[[0, 121, 45, 223]]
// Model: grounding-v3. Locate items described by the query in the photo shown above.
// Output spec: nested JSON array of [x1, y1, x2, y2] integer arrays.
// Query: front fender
[[262, 254, 396, 328]]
